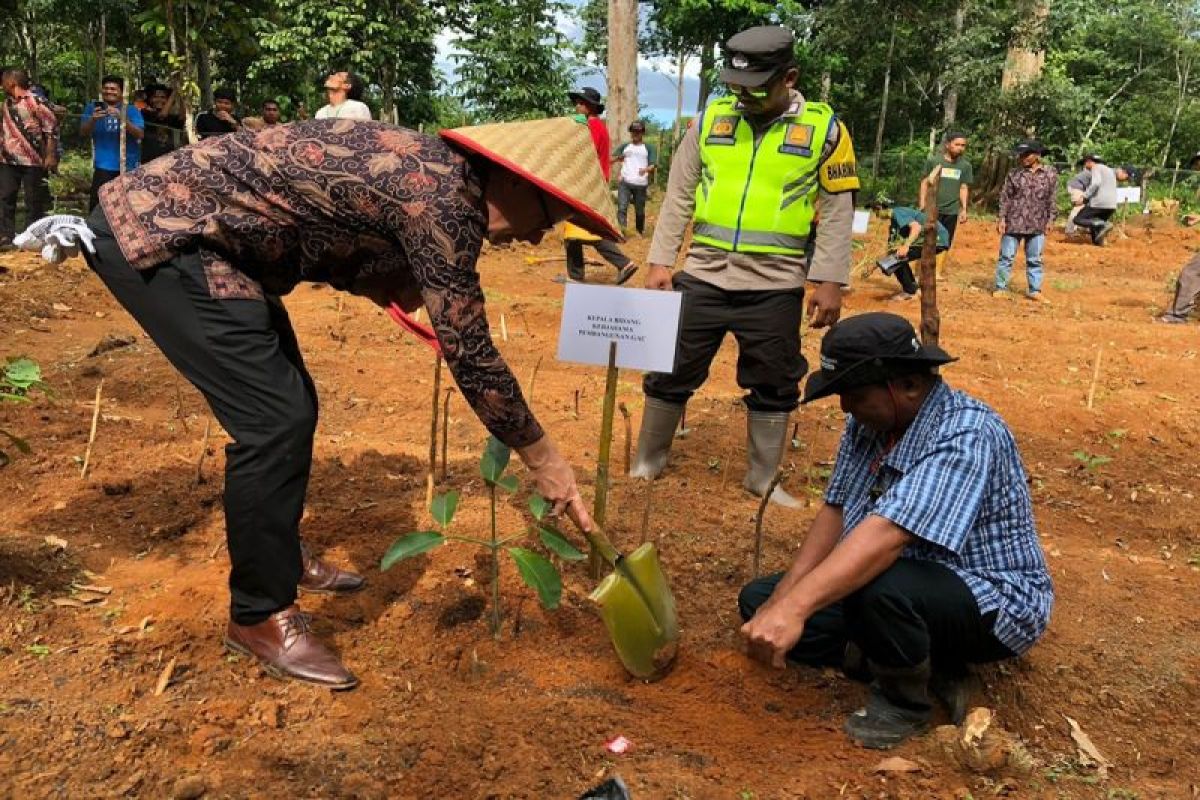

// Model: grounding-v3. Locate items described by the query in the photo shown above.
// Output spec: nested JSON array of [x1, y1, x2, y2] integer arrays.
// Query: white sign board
[[557, 284, 683, 373], [852, 209, 871, 235], [1116, 186, 1142, 204]]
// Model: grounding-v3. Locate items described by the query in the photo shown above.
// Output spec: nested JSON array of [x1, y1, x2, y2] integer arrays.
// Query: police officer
[[631, 25, 859, 507]]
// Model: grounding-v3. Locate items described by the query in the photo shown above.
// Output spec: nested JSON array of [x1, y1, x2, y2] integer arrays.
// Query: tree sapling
[[381, 436, 585, 638]]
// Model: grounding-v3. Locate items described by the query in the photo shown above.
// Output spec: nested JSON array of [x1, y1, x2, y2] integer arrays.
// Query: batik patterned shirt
[[98, 119, 543, 447], [1, 93, 59, 167], [998, 164, 1059, 235], [825, 380, 1054, 654]]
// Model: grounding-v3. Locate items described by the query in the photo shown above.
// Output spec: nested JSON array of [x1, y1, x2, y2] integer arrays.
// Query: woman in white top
[[315, 72, 373, 120]]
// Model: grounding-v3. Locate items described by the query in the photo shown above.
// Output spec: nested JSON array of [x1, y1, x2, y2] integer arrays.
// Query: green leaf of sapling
[[381, 531, 445, 571], [528, 493, 550, 521], [507, 547, 562, 609], [496, 474, 519, 493], [479, 435, 511, 484], [430, 490, 460, 528], [538, 525, 586, 561]]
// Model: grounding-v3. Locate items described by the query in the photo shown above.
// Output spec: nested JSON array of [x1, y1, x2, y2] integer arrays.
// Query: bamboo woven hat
[[441, 117, 622, 241]]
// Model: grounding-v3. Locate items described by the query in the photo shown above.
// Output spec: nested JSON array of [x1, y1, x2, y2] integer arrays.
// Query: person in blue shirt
[[80, 75, 144, 210], [875, 204, 949, 300], [738, 312, 1053, 749]]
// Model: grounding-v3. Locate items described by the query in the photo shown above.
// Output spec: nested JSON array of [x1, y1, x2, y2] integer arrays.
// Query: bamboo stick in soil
[[426, 355, 442, 511], [590, 341, 619, 579], [919, 166, 942, 347]]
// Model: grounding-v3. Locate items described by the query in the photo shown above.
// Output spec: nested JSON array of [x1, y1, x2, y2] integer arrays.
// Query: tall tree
[[606, 0, 638, 142], [452, 0, 572, 121]]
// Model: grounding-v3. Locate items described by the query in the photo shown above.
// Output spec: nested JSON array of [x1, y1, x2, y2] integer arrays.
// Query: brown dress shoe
[[224, 606, 359, 690], [298, 544, 366, 595]]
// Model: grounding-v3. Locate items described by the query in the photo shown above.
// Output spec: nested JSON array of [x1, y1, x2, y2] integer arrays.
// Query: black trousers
[[0, 163, 51, 241], [566, 238, 631, 280], [643, 272, 805, 413], [1074, 205, 1114, 244], [89, 167, 121, 211], [739, 558, 1015, 674], [938, 213, 959, 247], [616, 181, 648, 234], [83, 208, 315, 625]]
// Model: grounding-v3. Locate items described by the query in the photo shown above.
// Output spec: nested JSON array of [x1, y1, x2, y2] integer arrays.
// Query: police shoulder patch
[[818, 120, 861, 193]]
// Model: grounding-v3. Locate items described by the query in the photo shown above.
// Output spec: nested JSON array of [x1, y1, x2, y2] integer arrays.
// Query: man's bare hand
[[806, 281, 842, 328], [644, 264, 673, 291], [739, 603, 806, 669]]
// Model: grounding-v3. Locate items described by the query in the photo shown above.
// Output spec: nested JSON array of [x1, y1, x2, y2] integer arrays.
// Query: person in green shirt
[[918, 131, 972, 248]]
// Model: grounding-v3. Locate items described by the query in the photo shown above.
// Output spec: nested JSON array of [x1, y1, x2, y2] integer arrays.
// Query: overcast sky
[[434, 5, 708, 124]]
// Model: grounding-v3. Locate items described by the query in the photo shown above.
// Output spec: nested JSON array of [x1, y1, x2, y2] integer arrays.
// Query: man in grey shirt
[[1074, 155, 1132, 245], [630, 25, 858, 507], [1064, 165, 1090, 235]]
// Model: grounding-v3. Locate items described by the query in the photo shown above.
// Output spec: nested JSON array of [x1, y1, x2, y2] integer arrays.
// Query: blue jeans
[[995, 233, 1044, 294]]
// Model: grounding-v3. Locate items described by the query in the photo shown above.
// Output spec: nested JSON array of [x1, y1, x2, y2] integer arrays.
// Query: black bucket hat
[[1013, 139, 1045, 157], [802, 312, 957, 404], [568, 87, 605, 114]]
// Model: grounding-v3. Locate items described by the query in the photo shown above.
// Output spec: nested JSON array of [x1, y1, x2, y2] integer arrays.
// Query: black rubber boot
[[744, 410, 802, 508], [931, 671, 972, 725], [630, 397, 684, 479], [844, 658, 934, 750]]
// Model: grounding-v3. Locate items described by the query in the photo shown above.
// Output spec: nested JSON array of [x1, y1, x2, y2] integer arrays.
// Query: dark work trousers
[[890, 244, 948, 295], [938, 213, 959, 247], [82, 207, 315, 625], [89, 167, 122, 211], [739, 558, 1015, 675], [566, 237, 632, 281], [643, 272, 805, 413], [1073, 205, 1114, 244], [616, 180, 649, 234], [0, 163, 52, 241]]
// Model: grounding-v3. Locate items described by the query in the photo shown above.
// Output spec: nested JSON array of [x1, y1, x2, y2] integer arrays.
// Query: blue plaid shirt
[[825, 380, 1053, 654]]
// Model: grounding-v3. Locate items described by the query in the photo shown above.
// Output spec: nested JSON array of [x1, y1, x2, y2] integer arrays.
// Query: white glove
[[14, 215, 97, 263]]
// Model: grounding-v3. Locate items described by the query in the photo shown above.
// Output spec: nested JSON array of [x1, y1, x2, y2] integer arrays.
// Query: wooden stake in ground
[[118, 59, 129, 176], [752, 472, 784, 578], [80, 379, 104, 479], [919, 165, 943, 346], [1086, 348, 1103, 410], [426, 354, 442, 510], [638, 478, 656, 544], [440, 388, 455, 480], [499, 313, 508, 342], [194, 417, 212, 485], [525, 355, 543, 409], [590, 341, 619, 579], [618, 402, 632, 475]]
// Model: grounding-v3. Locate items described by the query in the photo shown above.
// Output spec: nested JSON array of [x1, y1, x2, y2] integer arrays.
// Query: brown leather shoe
[[298, 544, 366, 595], [224, 606, 359, 690]]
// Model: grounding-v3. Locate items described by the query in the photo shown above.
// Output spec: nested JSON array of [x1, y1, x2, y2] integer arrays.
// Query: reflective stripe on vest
[[693, 96, 834, 255]]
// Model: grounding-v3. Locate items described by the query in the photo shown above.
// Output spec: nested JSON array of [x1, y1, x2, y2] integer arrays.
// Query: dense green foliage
[[1, 0, 1197, 164]]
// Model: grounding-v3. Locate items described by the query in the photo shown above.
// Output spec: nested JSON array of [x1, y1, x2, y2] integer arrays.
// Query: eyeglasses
[[324, 85, 343, 92]]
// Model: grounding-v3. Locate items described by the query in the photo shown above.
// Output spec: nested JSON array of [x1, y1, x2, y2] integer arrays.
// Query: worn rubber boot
[[931, 670, 972, 725], [934, 252, 947, 280], [844, 658, 934, 750], [744, 410, 803, 508], [630, 398, 685, 479]]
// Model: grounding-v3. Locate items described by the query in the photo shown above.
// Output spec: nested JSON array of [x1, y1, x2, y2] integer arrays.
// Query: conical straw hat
[[441, 117, 622, 241]]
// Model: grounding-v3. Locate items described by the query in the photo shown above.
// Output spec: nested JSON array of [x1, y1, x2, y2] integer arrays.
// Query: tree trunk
[[381, 62, 396, 124], [919, 166, 942, 346], [672, 45, 687, 146], [1000, 0, 1048, 93], [820, 69, 832, 102], [197, 46, 213, 109], [1160, 49, 1192, 167], [97, 15, 107, 95], [22, 12, 38, 82], [697, 42, 715, 114], [871, 15, 898, 182], [606, 0, 639, 145], [942, 2, 965, 126]]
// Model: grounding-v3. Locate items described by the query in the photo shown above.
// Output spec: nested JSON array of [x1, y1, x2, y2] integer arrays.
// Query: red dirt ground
[[1, 213, 1198, 799]]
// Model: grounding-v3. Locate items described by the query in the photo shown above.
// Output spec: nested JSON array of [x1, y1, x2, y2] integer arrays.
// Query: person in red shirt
[[563, 87, 637, 285]]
